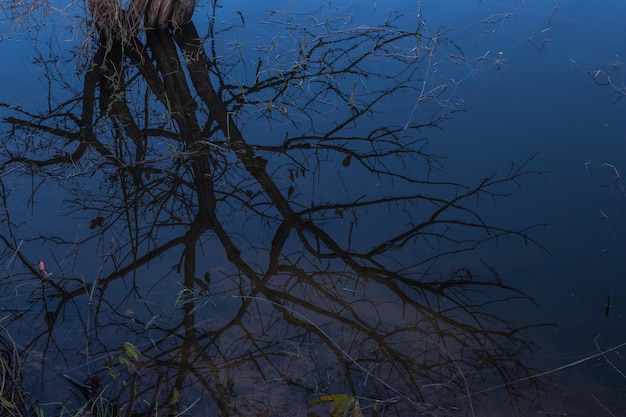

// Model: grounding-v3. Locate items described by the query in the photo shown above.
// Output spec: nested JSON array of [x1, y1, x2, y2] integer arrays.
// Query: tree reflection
[[1, 4, 547, 416]]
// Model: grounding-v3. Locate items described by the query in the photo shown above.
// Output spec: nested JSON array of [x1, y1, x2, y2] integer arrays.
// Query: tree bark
[[89, 0, 195, 36]]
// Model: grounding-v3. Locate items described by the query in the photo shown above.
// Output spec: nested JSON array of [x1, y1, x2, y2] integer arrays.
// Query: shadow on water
[[0, 2, 581, 416]]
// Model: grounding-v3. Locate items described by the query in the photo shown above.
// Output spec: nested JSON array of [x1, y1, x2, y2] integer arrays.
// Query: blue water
[[2, 0, 626, 414]]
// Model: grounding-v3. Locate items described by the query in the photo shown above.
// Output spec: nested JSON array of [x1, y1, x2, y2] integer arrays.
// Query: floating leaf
[[0, 396, 15, 409], [121, 341, 139, 360], [310, 394, 356, 417], [170, 387, 181, 405], [145, 314, 160, 329], [342, 155, 352, 167]]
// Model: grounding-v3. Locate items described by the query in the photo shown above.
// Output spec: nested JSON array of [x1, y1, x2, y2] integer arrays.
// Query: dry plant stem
[[85, 257, 106, 374], [440, 340, 475, 417], [0, 326, 28, 416], [592, 393, 617, 417], [593, 336, 626, 379], [174, 396, 201, 417], [1, 240, 22, 278], [404, 44, 434, 131], [472, 339, 626, 396]]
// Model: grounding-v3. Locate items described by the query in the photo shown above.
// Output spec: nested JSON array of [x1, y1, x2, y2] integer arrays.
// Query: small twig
[[1, 239, 22, 278], [472, 339, 626, 396], [174, 396, 201, 417], [592, 393, 617, 417], [594, 336, 626, 380]]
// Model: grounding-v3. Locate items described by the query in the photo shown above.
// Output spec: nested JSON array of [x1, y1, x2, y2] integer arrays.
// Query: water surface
[[1, 1, 626, 416]]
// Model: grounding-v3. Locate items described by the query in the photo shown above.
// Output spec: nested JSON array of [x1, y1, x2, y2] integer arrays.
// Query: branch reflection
[[0, 6, 547, 416]]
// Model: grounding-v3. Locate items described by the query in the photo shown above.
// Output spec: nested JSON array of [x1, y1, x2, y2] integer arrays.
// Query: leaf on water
[[121, 341, 140, 360], [310, 394, 356, 417], [170, 387, 181, 405], [145, 314, 160, 329], [342, 154, 352, 167], [0, 396, 15, 409], [287, 185, 295, 197]]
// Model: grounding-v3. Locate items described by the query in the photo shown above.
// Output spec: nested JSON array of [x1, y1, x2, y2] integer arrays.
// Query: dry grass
[[0, 327, 32, 417]]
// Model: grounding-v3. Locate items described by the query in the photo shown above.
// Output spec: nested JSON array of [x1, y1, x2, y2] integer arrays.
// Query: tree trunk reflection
[[0, 5, 548, 416]]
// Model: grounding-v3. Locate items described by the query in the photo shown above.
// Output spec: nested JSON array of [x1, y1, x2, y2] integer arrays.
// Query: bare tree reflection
[[0, 4, 547, 417]]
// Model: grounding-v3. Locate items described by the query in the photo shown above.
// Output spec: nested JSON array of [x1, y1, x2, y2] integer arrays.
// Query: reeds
[[0, 327, 32, 417]]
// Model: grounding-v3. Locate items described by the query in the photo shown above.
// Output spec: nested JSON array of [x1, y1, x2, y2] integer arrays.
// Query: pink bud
[[38, 261, 45, 271]]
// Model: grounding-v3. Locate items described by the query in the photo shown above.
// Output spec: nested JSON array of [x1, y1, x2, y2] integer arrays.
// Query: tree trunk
[[145, 0, 195, 29], [89, 0, 195, 37]]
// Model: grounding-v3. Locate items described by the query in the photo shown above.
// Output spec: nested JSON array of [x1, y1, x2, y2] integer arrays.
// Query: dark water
[[1, 0, 626, 416]]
